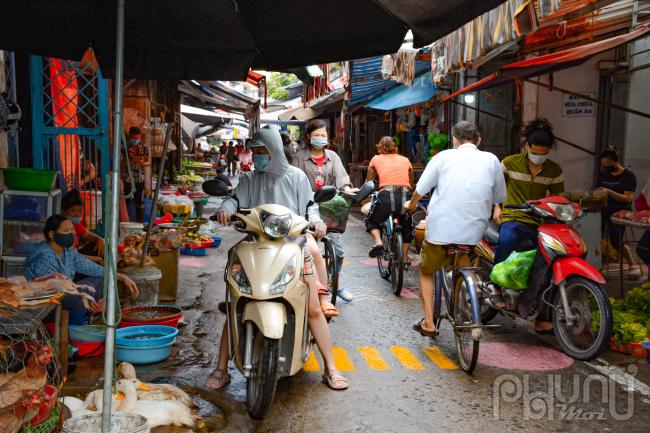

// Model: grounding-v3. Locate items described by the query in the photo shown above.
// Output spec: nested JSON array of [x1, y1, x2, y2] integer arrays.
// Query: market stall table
[[611, 216, 650, 297]]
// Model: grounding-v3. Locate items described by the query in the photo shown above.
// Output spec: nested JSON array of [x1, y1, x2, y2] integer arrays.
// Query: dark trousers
[[365, 190, 414, 243], [494, 221, 538, 264], [56, 276, 104, 326], [126, 181, 145, 222]]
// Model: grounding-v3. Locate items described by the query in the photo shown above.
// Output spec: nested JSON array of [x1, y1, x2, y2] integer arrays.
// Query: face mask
[[310, 137, 328, 150], [528, 151, 548, 165], [252, 154, 271, 171], [602, 165, 615, 174], [70, 216, 82, 224], [130, 139, 140, 145], [53, 232, 75, 249]]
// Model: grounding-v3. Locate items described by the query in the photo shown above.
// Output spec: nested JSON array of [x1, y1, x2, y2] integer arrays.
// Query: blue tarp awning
[[367, 73, 438, 111], [350, 56, 430, 106]]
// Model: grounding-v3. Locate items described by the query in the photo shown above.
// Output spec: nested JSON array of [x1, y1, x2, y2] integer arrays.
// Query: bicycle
[[430, 245, 498, 373], [318, 185, 372, 307], [377, 211, 405, 296]]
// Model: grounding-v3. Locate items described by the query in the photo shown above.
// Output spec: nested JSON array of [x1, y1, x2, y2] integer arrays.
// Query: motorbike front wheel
[[552, 276, 612, 361], [247, 331, 280, 420]]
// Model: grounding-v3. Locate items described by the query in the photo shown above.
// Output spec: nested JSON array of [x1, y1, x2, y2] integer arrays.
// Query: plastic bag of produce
[[489, 250, 537, 290]]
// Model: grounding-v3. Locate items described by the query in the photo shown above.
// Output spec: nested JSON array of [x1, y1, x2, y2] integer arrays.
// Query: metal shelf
[[3, 220, 45, 227]]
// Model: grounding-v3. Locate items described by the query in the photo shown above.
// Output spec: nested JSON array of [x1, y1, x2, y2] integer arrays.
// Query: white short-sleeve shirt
[[416, 143, 507, 245]]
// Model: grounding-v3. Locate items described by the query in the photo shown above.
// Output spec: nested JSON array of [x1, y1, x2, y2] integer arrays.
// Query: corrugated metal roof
[[350, 56, 430, 106]]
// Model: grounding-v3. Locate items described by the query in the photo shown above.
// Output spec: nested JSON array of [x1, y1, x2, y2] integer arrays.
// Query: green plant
[[266, 72, 301, 101]]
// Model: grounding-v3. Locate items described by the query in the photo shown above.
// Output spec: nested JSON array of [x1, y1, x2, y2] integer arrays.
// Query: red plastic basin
[[119, 305, 183, 328], [70, 340, 105, 357]]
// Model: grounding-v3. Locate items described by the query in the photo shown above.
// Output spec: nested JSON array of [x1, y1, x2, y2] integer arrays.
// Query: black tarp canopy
[[0, 0, 506, 80]]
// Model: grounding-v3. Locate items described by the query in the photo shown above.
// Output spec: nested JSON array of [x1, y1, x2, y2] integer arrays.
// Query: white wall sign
[[562, 94, 595, 117]]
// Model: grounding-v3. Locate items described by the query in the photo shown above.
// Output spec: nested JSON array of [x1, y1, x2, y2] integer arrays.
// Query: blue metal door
[[30, 55, 110, 229]]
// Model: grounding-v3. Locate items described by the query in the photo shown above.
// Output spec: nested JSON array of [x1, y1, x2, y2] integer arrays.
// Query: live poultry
[[0, 390, 42, 433], [117, 362, 193, 407], [0, 346, 51, 409], [114, 379, 198, 429]]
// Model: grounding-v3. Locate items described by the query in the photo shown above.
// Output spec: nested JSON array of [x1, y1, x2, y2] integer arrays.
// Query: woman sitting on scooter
[[205, 127, 348, 391]]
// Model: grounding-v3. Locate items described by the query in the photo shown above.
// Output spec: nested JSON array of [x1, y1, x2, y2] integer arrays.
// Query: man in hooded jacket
[[206, 127, 348, 391]]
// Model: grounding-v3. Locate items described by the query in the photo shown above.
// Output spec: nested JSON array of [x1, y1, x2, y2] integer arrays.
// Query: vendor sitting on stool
[[25, 214, 139, 325], [62, 189, 105, 265]]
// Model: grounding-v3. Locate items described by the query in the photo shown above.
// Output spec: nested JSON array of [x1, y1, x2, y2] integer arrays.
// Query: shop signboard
[[562, 94, 595, 117]]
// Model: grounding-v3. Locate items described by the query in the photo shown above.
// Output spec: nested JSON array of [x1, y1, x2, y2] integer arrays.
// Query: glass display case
[[0, 189, 61, 275]]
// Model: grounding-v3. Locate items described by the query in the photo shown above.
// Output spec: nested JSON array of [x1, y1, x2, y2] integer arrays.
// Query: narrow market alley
[[64, 202, 650, 433]]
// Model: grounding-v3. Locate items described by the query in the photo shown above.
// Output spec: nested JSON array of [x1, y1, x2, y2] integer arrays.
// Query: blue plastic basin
[[116, 325, 179, 348], [69, 325, 107, 343], [115, 342, 173, 364]]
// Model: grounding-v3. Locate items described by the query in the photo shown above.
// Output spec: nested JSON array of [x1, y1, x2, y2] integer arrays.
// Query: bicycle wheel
[[452, 271, 480, 373], [391, 232, 404, 296], [321, 237, 339, 306], [377, 226, 391, 280]]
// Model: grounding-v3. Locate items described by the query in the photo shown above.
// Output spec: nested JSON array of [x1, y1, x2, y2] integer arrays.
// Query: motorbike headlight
[[260, 211, 292, 239], [270, 256, 299, 295], [230, 256, 252, 294], [548, 203, 575, 222]]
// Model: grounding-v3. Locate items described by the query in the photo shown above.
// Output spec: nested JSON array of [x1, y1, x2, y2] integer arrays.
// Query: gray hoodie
[[219, 128, 323, 224]]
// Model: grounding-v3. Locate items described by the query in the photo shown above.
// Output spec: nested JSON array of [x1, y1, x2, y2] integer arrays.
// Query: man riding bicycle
[[404, 121, 506, 337], [365, 136, 414, 266]]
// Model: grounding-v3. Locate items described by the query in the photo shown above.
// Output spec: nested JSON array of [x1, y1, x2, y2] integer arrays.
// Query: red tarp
[[443, 23, 650, 101]]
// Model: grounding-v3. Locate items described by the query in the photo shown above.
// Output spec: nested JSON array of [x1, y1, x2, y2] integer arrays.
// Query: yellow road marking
[[358, 346, 390, 371], [303, 351, 320, 372], [423, 346, 458, 369], [333, 347, 356, 371], [389, 346, 424, 370]]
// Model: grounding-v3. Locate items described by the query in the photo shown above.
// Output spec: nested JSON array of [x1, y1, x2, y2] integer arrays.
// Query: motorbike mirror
[[202, 179, 230, 197], [314, 186, 337, 203], [353, 181, 376, 204]]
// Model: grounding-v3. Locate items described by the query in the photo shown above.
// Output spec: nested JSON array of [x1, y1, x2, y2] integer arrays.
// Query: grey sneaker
[[337, 288, 354, 302]]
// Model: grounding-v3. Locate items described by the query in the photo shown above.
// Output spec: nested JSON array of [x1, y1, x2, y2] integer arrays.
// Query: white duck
[[60, 396, 95, 418], [83, 389, 123, 413], [114, 379, 198, 428], [117, 362, 193, 407]]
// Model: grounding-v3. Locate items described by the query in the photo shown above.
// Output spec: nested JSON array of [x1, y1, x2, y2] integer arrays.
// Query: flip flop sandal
[[488, 293, 507, 309], [413, 319, 438, 338], [322, 371, 348, 390], [321, 302, 339, 317], [368, 244, 384, 258], [317, 284, 331, 296], [205, 369, 231, 390]]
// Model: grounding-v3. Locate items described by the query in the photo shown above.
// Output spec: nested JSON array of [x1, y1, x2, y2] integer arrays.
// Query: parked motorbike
[[474, 196, 612, 360], [202, 179, 337, 419]]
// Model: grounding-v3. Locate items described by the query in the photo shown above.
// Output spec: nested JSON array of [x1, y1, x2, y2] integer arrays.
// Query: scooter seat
[[484, 220, 500, 245]]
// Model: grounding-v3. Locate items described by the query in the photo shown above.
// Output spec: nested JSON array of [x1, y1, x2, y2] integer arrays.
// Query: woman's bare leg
[[307, 235, 329, 304]]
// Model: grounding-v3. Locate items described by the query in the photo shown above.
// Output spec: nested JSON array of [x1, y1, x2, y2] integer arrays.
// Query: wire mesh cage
[[0, 303, 62, 433]]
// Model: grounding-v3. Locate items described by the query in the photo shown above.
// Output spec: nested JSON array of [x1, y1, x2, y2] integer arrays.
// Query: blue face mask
[[130, 139, 140, 145], [252, 154, 271, 171], [70, 216, 82, 224], [310, 137, 328, 150]]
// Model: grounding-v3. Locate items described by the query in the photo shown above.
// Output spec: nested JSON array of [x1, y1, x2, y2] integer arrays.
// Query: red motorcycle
[[474, 196, 612, 360]]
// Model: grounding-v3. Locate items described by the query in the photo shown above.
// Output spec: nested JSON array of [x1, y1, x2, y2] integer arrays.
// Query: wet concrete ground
[[65, 199, 650, 433]]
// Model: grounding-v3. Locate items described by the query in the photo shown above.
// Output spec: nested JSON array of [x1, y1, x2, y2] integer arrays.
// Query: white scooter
[[202, 179, 336, 419]]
